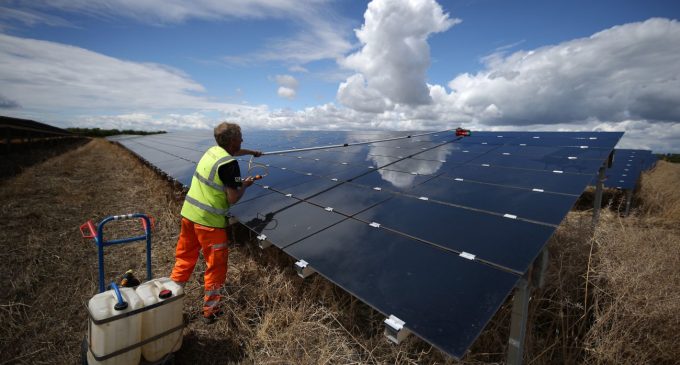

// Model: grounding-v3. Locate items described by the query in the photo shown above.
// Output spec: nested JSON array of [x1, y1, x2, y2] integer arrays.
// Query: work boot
[[202, 309, 224, 324]]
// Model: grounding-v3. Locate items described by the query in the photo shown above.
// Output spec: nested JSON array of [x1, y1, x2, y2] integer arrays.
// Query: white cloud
[[0, 6, 74, 29], [274, 74, 299, 100], [0, 33, 235, 111], [444, 18, 680, 126], [71, 112, 214, 130], [275, 74, 299, 89], [288, 65, 309, 73], [10, 0, 353, 67], [337, 0, 459, 112], [277, 87, 296, 100]]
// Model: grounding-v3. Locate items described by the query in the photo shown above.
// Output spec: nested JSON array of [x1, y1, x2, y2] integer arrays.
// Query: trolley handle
[[110, 214, 156, 231], [80, 220, 97, 239], [80, 213, 155, 293]]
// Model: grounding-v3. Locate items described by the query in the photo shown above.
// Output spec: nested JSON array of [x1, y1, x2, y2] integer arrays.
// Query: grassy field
[[1, 139, 678, 364]]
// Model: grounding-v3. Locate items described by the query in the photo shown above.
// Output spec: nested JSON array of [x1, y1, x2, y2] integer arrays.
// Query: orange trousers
[[170, 217, 228, 317]]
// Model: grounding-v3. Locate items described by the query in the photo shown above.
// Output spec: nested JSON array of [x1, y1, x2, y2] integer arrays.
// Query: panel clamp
[[459, 252, 476, 260], [384, 315, 411, 344], [256, 234, 272, 249], [294, 259, 316, 278]]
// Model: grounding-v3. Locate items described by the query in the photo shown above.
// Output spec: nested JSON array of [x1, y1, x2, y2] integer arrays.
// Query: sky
[[1, 0, 679, 152]]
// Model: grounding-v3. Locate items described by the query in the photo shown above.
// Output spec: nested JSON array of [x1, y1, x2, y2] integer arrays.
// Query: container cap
[[159, 289, 173, 299], [114, 301, 128, 311]]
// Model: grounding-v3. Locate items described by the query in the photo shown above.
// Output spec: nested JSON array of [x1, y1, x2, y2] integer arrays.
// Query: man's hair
[[214, 122, 241, 148]]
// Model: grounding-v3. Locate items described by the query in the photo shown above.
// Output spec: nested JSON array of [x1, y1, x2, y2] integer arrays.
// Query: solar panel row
[[113, 129, 622, 359], [598, 149, 657, 190]]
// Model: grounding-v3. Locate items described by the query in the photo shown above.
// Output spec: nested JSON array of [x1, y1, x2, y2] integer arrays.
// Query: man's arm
[[233, 148, 262, 157], [225, 176, 254, 205]]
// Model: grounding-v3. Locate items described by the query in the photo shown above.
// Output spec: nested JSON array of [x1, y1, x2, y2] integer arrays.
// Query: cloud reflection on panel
[[367, 143, 453, 189]]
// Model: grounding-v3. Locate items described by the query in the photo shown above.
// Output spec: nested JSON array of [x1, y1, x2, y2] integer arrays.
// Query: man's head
[[214, 122, 242, 154]]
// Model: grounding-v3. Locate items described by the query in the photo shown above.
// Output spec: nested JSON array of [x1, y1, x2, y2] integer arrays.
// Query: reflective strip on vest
[[185, 196, 229, 216], [194, 171, 223, 190], [212, 243, 228, 250], [205, 289, 221, 296]]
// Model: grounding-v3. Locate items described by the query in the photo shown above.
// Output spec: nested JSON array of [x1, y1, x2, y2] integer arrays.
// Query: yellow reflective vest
[[181, 146, 234, 228]]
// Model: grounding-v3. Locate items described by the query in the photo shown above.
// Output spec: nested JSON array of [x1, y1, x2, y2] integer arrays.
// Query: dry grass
[[583, 161, 680, 365], [1, 139, 678, 364], [637, 160, 680, 220]]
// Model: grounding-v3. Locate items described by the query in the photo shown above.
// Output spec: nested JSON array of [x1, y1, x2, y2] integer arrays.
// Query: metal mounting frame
[[623, 189, 634, 217], [506, 246, 549, 365], [592, 163, 606, 226]]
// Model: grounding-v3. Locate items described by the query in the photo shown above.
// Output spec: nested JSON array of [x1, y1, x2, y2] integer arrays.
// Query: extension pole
[[263, 129, 449, 156], [592, 165, 606, 226]]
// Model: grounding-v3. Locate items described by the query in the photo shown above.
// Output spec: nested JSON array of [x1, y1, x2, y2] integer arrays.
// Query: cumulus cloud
[[337, 0, 459, 112], [444, 18, 680, 126], [275, 74, 299, 100]]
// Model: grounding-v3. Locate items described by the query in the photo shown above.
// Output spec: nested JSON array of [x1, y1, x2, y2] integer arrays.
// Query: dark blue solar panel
[[114, 129, 623, 360], [244, 201, 347, 249], [409, 176, 577, 225], [354, 195, 555, 273], [284, 218, 519, 359], [599, 149, 653, 190], [307, 183, 392, 216], [442, 164, 592, 195]]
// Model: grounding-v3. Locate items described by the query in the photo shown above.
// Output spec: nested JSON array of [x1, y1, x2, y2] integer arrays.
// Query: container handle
[[110, 282, 128, 311]]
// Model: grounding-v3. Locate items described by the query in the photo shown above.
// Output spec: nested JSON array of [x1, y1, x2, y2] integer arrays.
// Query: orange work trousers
[[170, 217, 228, 318]]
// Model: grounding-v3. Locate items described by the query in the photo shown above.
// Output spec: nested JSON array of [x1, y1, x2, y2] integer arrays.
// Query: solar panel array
[[600, 149, 657, 190], [114, 129, 622, 359]]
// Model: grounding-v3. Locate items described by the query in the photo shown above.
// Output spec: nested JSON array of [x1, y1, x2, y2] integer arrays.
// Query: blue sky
[[1, 0, 679, 152]]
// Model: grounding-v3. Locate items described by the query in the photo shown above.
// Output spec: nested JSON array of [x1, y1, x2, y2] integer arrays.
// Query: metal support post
[[592, 165, 606, 226], [532, 247, 549, 289], [623, 189, 633, 217], [506, 277, 530, 365]]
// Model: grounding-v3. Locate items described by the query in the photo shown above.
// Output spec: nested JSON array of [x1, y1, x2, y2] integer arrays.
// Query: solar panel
[[598, 149, 655, 190], [113, 129, 623, 359]]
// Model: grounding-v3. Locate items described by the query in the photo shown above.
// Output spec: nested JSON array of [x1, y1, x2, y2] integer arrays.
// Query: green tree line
[[66, 127, 166, 137], [659, 153, 680, 163]]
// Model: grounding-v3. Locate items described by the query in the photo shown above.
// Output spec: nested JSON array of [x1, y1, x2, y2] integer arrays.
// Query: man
[[170, 122, 262, 323]]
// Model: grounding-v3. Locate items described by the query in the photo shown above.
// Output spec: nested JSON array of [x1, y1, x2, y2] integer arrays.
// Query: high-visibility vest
[[181, 146, 234, 228]]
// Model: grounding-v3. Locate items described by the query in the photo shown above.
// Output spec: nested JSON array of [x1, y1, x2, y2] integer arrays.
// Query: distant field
[[0, 139, 677, 364]]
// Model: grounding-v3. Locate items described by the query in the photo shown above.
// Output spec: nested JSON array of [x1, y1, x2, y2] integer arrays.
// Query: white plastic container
[[135, 277, 184, 362], [87, 287, 143, 365]]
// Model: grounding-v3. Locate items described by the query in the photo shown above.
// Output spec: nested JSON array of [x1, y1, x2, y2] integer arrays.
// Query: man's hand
[[252, 150, 263, 157], [242, 176, 255, 188]]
